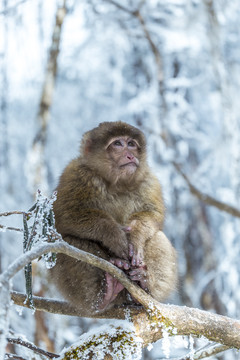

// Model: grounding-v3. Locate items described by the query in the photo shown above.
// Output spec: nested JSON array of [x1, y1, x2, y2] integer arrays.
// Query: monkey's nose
[[126, 153, 135, 161]]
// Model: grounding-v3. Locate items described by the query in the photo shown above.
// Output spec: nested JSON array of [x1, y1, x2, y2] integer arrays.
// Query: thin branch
[[174, 343, 230, 360], [173, 344, 230, 360], [5, 354, 26, 360], [0, 0, 28, 16], [192, 343, 230, 360], [7, 336, 59, 359], [105, 0, 166, 112], [104, 0, 132, 14], [0, 210, 29, 232], [0, 211, 30, 217], [10, 291, 140, 319], [173, 161, 240, 218], [134, 10, 165, 88], [0, 224, 23, 232]]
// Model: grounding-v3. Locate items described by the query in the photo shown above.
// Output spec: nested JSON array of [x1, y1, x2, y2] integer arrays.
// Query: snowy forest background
[[1, 0, 240, 359]]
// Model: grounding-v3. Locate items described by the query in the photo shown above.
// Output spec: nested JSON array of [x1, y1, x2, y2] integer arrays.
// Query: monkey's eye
[[112, 140, 123, 147], [127, 140, 137, 148]]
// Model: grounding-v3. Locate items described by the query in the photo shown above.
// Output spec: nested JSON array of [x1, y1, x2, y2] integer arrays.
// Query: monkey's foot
[[98, 272, 124, 310], [129, 265, 148, 291]]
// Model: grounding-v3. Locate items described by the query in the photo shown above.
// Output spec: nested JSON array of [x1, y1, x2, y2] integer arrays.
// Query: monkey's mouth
[[120, 162, 138, 168]]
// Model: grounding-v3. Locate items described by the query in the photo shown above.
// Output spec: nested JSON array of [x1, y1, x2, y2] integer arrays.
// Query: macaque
[[51, 121, 177, 314]]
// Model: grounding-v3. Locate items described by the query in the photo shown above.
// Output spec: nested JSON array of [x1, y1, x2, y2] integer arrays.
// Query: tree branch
[[5, 354, 26, 360], [105, 0, 166, 111], [4, 241, 240, 350], [10, 291, 135, 319], [0, 211, 30, 217], [191, 343, 229, 360], [28, 0, 68, 193], [7, 336, 59, 359], [0, 225, 22, 232], [173, 161, 240, 218]]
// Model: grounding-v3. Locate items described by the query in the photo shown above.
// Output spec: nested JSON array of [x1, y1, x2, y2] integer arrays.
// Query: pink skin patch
[[98, 255, 148, 310], [98, 258, 130, 310], [98, 272, 125, 310]]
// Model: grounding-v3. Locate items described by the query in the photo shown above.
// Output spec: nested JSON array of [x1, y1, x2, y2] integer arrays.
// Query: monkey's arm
[[126, 178, 165, 265], [54, 161, 130, 259], [55, 207, 129, 259], [126, 210, 163, 265]]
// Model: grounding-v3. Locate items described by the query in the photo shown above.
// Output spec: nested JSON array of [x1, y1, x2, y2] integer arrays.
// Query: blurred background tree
[[1, 0, 240, 358]]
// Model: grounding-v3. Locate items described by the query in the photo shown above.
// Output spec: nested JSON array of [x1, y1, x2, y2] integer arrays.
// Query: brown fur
[[51, 121, 177, 314]]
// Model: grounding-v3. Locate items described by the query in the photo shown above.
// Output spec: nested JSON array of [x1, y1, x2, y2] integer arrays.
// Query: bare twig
[[0, 224, 23, 232], [192, 343, 230, 359], [104, 0, 132, 14], [174, 343, 230, 360], [0, 211, 30, 217], [105, 0, 167, 113], [173, 161, 240, 218], [0, 0, 28, 15], [5, 354, 26, 360], [105, 0, 166, 110], [7, 336, 59, 359], [0, 210, 31, 232]]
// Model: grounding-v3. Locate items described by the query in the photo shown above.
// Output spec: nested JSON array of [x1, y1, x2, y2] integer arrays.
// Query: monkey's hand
[[122, 225, 144, 266], [124, 219, 155, 267], [110, 258, 130, 271], [128, 265, 148, 292], [107, 226, 130, 260]]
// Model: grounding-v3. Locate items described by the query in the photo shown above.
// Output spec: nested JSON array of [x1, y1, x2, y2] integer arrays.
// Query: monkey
[[51, 121, 177, 315]]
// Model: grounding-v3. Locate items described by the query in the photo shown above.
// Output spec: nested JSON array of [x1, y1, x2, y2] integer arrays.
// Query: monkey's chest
[[103, 194, 141, 224]]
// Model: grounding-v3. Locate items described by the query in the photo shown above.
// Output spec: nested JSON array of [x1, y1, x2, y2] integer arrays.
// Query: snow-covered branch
[[2, 241, 240, 353]]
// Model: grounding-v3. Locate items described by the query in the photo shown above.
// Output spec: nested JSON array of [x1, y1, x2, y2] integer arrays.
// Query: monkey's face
[[105, 136, 140, 181], [81, 122, 147, 186]]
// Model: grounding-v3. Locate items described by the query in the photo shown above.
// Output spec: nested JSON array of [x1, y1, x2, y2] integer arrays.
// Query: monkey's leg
[[99, 258, 130, 310], [51, 237, 115, 314], [51, 237, 133, 313], [140, 231, 177, 301], [99, 273, 124, 310]]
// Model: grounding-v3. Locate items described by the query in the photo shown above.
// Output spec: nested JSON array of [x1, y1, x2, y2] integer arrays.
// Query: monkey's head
[[80, 121, 147, 186]]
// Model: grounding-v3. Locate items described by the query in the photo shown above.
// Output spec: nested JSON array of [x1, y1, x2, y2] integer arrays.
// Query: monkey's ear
[[80, 132, 93, 156], [83, 139, 92, 156]]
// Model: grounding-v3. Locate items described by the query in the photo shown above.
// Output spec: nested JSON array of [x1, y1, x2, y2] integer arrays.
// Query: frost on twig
[[7, 331, 59, 359], [0, 278, 10, 359], [22, 190, 58, 308]]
